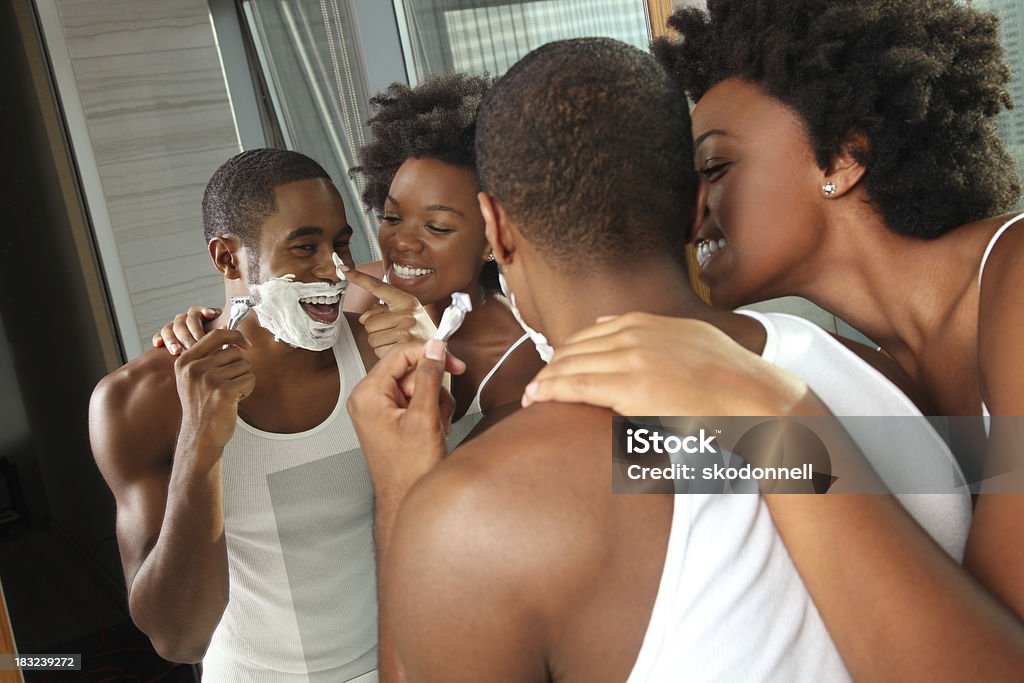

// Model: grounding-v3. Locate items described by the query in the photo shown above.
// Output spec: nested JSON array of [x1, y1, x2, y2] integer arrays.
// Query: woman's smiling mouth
[[390, 262, 436, 283], [695, 237, 729, 269]]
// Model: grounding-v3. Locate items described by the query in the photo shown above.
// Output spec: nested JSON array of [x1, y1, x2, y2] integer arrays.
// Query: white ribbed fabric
[[627, 492, 848, 682], [626, 311, 971, 683], [203, 321, 378, 683], [743, 310, 971, 559]]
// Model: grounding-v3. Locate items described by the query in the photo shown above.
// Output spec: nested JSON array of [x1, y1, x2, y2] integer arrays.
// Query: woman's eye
[[699, 161, 732, 182], [426, 224, 454, 234], [379, 214, 400, 225]]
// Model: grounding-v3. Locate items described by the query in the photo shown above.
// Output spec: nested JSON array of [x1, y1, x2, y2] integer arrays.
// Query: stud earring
[[823, 181, 838, 197], [486, 252, 495, 262]]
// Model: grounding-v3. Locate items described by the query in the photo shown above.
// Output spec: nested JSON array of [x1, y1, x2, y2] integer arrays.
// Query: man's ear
[[478, 192, 516, 266], [822, 131, 869, 199], [209, 236, 245, 280]]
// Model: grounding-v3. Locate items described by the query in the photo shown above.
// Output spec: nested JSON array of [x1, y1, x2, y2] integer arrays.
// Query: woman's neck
[[789, 212, 1000, 400]]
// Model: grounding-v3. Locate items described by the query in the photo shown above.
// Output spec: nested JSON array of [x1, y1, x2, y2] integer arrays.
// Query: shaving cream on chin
[[250, 275, 346, 351]]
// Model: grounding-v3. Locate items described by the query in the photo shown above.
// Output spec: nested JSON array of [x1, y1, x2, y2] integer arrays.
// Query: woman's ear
[[822, 131, 869, 199], [478, 191, 516, 266], [209, 236, 245, 280]]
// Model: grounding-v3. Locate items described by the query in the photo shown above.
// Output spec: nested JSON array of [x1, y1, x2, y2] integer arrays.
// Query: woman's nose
[[388, 224, 424, 253]]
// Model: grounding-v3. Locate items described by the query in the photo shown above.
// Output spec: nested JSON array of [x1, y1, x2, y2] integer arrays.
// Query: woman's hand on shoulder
[[522, 311, 824, 417], [151, 306, 220, 355]]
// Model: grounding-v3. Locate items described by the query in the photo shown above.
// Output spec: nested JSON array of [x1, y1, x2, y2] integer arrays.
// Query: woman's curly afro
[[350, 72, 493, 215], [653, 0, 1022, 237]]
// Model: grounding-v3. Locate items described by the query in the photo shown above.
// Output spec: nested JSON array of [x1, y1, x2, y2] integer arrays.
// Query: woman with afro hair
[[525, 0, 1024, 677], [344, 73, 544, 440]]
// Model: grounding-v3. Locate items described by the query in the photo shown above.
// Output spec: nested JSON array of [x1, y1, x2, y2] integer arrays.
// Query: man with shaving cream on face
[[88, 149, 455, 682]]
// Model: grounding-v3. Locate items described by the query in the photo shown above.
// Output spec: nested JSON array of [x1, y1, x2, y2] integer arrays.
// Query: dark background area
[[0, 3, 196, 680]]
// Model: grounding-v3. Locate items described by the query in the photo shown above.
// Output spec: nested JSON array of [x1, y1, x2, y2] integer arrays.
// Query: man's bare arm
[[89, 330, 254, 662]]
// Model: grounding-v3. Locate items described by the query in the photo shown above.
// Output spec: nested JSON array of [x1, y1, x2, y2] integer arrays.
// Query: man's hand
[[174, 328, 255, 451], [348, 339, 464, 502], [522, 312, 824, 416], [342, 267, 439, 358]]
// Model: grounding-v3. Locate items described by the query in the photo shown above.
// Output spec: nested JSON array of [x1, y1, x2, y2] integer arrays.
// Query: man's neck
[[531, 257, 717, 347]]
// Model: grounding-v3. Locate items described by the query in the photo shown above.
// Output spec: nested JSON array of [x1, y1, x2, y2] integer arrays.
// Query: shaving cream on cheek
[[250, 275, 345, 351]]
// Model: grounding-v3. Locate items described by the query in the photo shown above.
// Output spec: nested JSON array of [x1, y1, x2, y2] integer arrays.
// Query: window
[[971, 0, 1024, 208], [232, 0, 379, 262], [219, 0, 656, 262], [394, 0, 651, 82]]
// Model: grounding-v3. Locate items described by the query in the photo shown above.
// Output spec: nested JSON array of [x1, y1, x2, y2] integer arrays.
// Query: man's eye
[[292, 243, 316, 252], [699, 161, 732, 182]]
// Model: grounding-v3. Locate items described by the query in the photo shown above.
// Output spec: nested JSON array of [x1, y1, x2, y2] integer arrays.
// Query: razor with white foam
[[228, 296, 255, 330], [434, 292, 472, 342]]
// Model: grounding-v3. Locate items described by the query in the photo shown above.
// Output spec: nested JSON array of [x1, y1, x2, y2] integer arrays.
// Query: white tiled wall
[[41, 0, 240, 358]]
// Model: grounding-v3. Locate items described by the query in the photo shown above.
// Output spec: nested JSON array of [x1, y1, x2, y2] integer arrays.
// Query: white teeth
[[392, 263, 435, 279], [300, 294, 340, 305], [695, 238, 728, 268]]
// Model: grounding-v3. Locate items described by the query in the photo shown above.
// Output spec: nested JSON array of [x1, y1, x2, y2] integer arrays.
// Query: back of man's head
[[202, 148, 332, 249], [475, 38, 695, 273]]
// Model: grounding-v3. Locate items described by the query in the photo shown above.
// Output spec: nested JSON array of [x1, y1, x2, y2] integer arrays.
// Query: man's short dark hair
[[475, 38, 694, 272], [202, 148, 332, 247], [653, 0, 1022, 237], [350, 73, 492, 215]]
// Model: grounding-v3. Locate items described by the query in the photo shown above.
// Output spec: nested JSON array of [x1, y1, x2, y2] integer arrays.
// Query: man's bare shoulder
[[93, 348, 179, 413], [455, 401, 612, 476], [403, 402, 615, 558], [389, 404, 597, 681], [90, 348, 182, 478], [391, 402, 621, 641]]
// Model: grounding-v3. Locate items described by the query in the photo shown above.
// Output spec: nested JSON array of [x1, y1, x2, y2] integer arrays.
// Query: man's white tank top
[[626, 311, 971, 682], [202, 320, 378, 683]]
